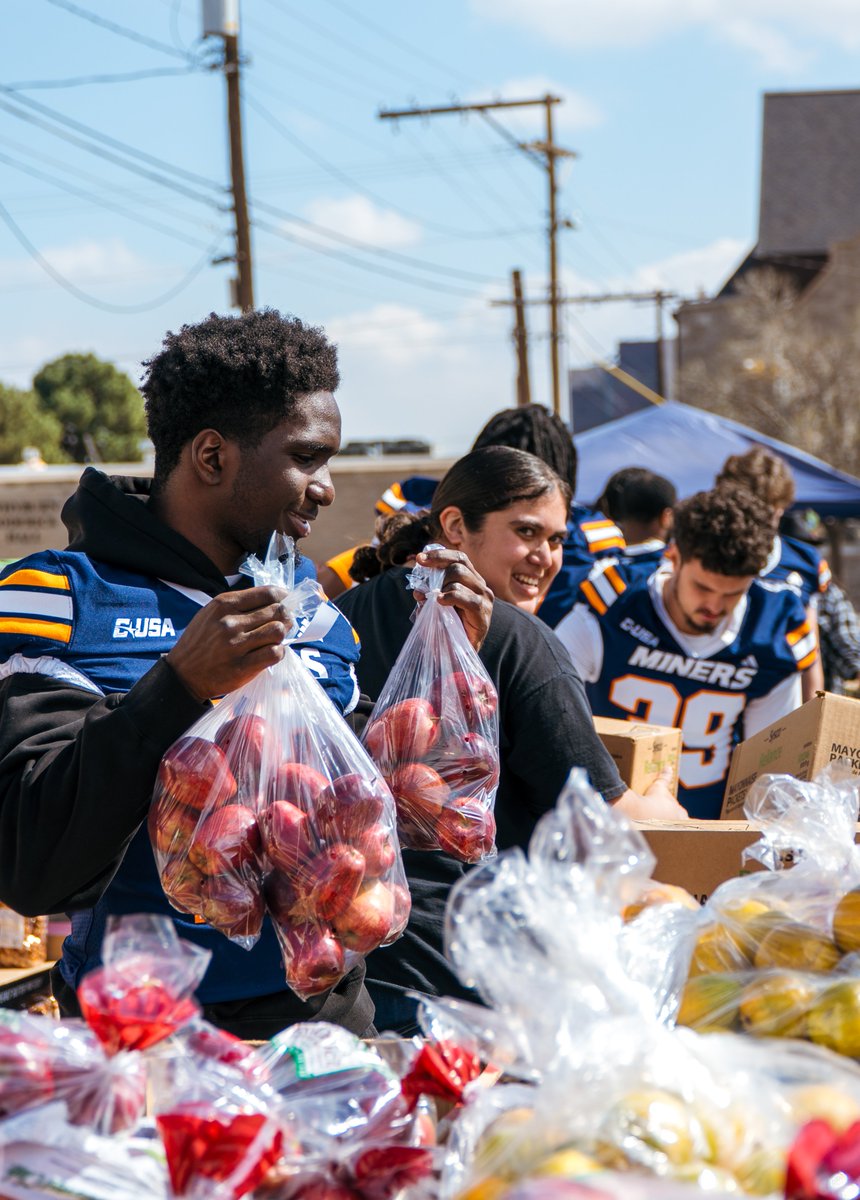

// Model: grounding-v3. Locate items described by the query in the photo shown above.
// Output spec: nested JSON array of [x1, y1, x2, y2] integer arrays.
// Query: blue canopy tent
[[573, 400, 860, 517]]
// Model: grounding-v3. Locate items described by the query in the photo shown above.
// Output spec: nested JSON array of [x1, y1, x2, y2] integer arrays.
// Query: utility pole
[[491, 288, 679, 404], [379, 95, 574, 416], [202, 0, 254, 312], [511, 269, 531, 407]]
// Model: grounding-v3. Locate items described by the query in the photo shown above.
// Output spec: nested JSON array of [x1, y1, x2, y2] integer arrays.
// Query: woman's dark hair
[[471, 404, 577, 493], [350, 446, 571, 582], [141, 309, 339, 487]]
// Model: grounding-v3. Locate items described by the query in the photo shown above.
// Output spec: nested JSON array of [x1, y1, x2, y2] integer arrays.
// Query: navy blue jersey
[[560, 562, 812, 818], [374, 474, 438, 517], [0, 549, 361, 1002], [617, 539, 668, 580], [761, 534, 831, 607], [539, 505, 626, 629]]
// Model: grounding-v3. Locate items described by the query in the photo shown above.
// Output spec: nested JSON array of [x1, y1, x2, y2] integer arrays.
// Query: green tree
[[33, 353, 146, 462], [0, 384, 65, 465]]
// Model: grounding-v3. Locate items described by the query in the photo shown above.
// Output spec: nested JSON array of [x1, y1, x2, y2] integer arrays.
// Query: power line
[[317, 0, 480, 89], [6, 65, 206, 91], [260, 0, 440, 94], [42, 0, 199, 62], [0, 87, 225, 194], [251, 215, 484, 298], [245, 89, 526, 242], [0, 149, 217, 250], [0, 200, 223, 313]]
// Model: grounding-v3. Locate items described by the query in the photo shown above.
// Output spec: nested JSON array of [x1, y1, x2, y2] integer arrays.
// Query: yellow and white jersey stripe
[[580, 558, 628, 616], [580, 518, 625, 555], [0, 567, 74, 644], [787, 618, 817, 671]]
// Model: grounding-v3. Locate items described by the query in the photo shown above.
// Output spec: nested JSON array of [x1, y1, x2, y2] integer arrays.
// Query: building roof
[[758, 89, 860, 257]]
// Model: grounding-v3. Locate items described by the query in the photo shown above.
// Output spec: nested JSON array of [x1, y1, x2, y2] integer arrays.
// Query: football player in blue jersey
[[556, 486, 814, 819], [0, 310, 486, 1039], [599, 467, 676, 579], [716, 447, 829, 699]]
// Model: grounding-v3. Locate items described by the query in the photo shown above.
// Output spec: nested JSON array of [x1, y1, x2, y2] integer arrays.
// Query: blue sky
[[3, 0, 860, 454]]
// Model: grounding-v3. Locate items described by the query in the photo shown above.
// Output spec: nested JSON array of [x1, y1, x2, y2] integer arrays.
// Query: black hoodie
[[0, 469, 373, 1037]]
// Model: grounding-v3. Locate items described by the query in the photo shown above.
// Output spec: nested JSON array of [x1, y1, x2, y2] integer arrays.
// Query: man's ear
[[437, 505, 467, 547], [188, 429, 236, 486], [665, 540, 681, 569]]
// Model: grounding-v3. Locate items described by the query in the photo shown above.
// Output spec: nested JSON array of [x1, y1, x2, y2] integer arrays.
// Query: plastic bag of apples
[[150, 533, 410, 999], [361, 545, 500, 862]]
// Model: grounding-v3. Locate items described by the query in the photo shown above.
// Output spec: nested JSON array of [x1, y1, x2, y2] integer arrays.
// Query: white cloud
[[466, 76, 603, 135], [305, 196, 422, 249], [1, 238, 151, 288], [470, 0, 860, 68]]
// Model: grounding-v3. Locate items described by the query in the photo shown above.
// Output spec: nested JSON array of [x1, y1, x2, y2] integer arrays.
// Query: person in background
[[318, 475, 438, 599], [716, 446, 828, 699], [556, 486, 813, 820], [780, 510, 860, 695], [338, 445, 685, 1034], [0, 310, 377, 1039], [597, 467, 676, 578]]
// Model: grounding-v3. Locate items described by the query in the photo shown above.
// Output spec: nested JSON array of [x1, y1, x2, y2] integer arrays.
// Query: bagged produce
[[250, 1023, 437, 1200], [362, 545, 499, 861], [429, 770, 860, 1200], [151, 533, 409, 997], [0, 1008, 146, 1137], [675, 765, 860, 1054], [77, 914, 209, 1055]]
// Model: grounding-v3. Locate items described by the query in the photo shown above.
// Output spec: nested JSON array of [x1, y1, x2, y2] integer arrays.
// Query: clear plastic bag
[[77, 914, 209, 1055], [154, 1056, 286, 1200], [361, 545, 500, 862], [249, 1023, 438, 1200], [675, 764, 860, 1054], [151, 534, 410, 998], [429, 769, 860, 1200], [0, 1008, 146, 1137]]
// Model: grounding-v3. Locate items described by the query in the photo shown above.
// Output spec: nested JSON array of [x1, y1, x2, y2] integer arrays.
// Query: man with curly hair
[[555, 486, 814, 818], [0, 310, 379, 1038]]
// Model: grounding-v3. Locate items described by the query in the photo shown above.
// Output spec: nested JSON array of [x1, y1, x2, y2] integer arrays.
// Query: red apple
[[364, 699, 441, 764], [431, 670, 498, 731], [333, 881, 395, 953], [184, 1022, 253, 1070], [214, 713, 269, 797], [291, 1177, 361, 1200], [188, 804, 261, 876], [261, 799, 314, 873], [353, 1145, 434, 1194], [148, 796, 199, 858], [262, 871, 301, 924], [65, 1064, 147, 1134], [200, 872, 264, 940], [387, 762, 449, 831], [157, 736, 237, 813], [296, 845, 366, 921], [353, 824, 396, 876], [318, 774, 387, 840], [435, 798, 496, 863], [271, 761, 328, 806], [0, 1028, 55, 1117], [280, 923, 346, 996], [390, 883, 412, 935], [432, 731, 500, 792], [160, 856, 205, 915]]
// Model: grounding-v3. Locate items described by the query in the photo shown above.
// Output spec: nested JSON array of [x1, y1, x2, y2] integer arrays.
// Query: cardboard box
[[722, 692, 860, 818], [634, 819, 761, 905], [594, 716, 682, 796]]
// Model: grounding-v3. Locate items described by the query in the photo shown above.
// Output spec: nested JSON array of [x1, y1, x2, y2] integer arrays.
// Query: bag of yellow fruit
[[677, 763, 860, 1052]]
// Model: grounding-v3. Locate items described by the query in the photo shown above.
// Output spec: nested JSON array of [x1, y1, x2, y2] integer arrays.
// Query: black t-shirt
[[336, 569, 624, 1004]]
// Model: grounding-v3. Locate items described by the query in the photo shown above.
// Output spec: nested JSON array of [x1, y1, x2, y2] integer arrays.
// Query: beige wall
[[0, 458, 453, 565]]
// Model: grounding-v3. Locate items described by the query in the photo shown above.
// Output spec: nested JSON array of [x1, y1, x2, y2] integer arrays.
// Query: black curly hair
[[471, 404, 577, 493], [141, 309, 339, 486], [673, 486, 777, 576]]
